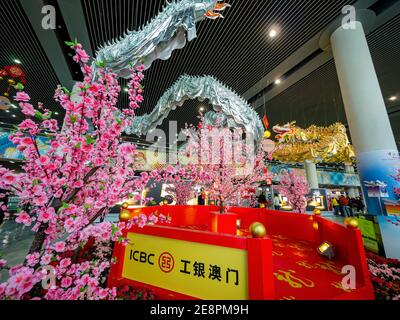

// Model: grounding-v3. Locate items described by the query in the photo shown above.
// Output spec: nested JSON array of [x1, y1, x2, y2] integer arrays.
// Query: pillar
[[304, 160, 319, 190], [344, 163, 359, 198], [324, 14, 400, 214]]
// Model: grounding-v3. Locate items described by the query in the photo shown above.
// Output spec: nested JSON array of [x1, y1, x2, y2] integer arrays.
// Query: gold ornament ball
[[345, 218, 359, 229], [121, 202, 129, 209], [249, 222, 267, 238], [119, 209, 131, 221], [264, 130, 271, 139], [3, 92, 9, 97], [7, 79, 16, 85], [313, 209, 321, 216]]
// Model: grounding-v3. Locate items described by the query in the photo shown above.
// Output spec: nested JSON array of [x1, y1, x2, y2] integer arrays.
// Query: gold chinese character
[[274, 269, 315, 289]]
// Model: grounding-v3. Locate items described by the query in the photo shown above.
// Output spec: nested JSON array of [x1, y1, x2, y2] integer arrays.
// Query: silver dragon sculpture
[[93, 0, 263, 143], [123, 75, 265, 143], [94, 0, 230, 78]]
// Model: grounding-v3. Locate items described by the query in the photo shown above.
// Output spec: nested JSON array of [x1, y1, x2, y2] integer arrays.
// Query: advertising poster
[[356, 216, 384, 255], [357, 150, 400, 215], [0, 129, 50, 160], [377, 215, 400, 260]]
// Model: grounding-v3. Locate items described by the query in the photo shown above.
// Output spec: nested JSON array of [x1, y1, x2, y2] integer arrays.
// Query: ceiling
[[0, 0, 399, 150], [264, 11, 400, 148]]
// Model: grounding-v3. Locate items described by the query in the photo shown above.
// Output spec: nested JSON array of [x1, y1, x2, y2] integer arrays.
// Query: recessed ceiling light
[[389, 96, 397, 101], [269, 29, 278, 38], [14, 59, 22, 64], [275, 79, 281, 85]]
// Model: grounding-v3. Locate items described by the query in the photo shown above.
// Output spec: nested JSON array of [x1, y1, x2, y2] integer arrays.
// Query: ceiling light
[[14, 59, 22, 64], [269, 29, 278, 38], [275, 79, 281, 85], [389, 96, 397, 101]]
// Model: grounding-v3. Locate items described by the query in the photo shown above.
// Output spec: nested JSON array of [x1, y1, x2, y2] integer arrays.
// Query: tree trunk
[[219, 198, 224, 214], [28, 223, 47, 255]]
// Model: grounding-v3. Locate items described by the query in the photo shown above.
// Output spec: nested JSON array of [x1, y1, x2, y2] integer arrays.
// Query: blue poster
[[0, 129, 50, 160], [377, 215, 400, 260], [357, 150, 400, 215]]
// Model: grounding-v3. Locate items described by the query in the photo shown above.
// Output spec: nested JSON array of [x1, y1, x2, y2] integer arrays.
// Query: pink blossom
[[15, 212, 32, 226], [73, 180, 83, 188], [38, 208, 54, 223], [19, 119, 38, 132], [14, 91, 31, 102], [61, 277, 73, 288], [20, 103, 36, 116], [33, 194, 48, 207], [2, 173, 16, 185], [60, 258, 71, 269], [36, 155, 50, 166], [40, 254, 52, 266], [98, 288, 109, 299], [73, 48, 90, 63], [0, 259, 7, 268], [43, 119, 59, 131], [54, 241, 66, 253], [20, 137, 34, 146], [26, 253, 40, 267]]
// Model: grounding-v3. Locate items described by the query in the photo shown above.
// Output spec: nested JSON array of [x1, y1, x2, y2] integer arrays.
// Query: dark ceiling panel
[[81, 0, 355, 122], [0, 0, 64, 127], [1, 0, 398, 151]]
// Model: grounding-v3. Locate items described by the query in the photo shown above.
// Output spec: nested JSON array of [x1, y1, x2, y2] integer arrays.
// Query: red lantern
[[4, 65, 26, 79], [0, 69, 9, 77]]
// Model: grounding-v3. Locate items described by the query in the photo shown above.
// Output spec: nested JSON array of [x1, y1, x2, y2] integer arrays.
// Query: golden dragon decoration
[[271, 122, 356, 163]]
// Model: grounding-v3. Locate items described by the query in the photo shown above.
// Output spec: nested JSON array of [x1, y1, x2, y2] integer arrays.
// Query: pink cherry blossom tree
[[180, 114, 272, 213], [149, 163, 212, 206], [165, 181, 195, 205], [0, 42, 167, 300], [275, 169, 310, 213]]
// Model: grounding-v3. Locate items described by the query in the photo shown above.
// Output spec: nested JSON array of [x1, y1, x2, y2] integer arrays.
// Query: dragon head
[[272, 122, 297, 142], [193, 0, 231, 21], [272, 122, 297, 135]]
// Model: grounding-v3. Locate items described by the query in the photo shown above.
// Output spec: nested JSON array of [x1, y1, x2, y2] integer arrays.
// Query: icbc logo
[[158, 252, 174, 273]]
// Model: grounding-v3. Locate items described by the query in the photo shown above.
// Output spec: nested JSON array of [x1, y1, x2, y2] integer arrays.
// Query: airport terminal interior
[[0, 0, 400, 301]]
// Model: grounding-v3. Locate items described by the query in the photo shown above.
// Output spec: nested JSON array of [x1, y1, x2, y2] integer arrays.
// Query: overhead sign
[[122, 233, 249, 300]]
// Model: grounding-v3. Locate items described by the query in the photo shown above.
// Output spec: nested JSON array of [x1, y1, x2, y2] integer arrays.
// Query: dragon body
[[123, 75, 264, 143], [272, 122, 356, 163], [93, 1, 263, 143], [94, 0, 230, 78]]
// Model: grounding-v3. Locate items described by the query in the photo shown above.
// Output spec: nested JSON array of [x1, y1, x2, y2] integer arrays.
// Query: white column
[[330, 22, 396, 153], [330, 21, 400, 214], [344, 163, 359, 198], [304, 160, 319, 189]]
